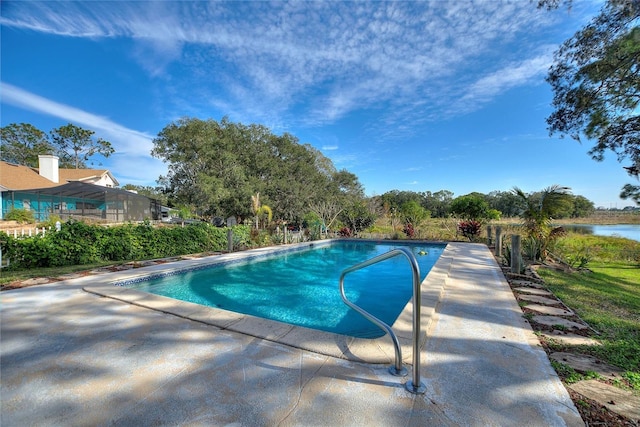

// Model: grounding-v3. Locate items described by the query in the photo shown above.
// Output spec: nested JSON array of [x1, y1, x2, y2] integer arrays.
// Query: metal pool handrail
[[339, 247, 426, 394]]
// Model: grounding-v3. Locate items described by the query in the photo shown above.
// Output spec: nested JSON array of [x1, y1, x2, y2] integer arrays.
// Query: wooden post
[[486, 225, 492, 246], [495, 226, 502, 257], [511, 234, 521, 274], [227, 229, 233, 252]]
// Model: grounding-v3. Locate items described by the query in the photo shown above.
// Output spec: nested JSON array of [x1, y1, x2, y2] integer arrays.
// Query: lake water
[[562, 224, 640, 242]]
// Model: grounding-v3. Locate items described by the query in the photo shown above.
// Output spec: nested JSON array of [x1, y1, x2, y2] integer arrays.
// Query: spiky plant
[[512, 185, 572, 260]]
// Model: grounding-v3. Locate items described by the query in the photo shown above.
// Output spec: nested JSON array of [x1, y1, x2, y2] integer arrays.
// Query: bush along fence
[[0, 220, 253, 270]]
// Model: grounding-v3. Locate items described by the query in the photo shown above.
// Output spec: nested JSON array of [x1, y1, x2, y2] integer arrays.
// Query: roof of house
[[0, 161, 119, 191], [59, 168, 119, 186], [0, 162, 58, 191]]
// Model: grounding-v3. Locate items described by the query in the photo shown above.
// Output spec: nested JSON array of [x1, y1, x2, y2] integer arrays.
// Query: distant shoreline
[[494, 212, 639, 226]]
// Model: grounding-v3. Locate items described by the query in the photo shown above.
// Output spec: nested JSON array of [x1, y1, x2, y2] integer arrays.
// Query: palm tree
[[251, 192, 261, 229], [512, 185, 572, 260], [250, 192, 273, 230], [256, 205, 272, 229]]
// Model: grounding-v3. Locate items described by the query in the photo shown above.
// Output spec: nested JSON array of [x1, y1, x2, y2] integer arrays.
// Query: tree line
[[375, 188, 595, 221], [2, 117, 597, 233]]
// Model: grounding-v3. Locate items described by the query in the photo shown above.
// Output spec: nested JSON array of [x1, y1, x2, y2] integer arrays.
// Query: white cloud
[[0, 83, 166, 184], [0, 1, 597, 142], [322, 145, 339, 151], [457, 52, 555, 109], [1, 83, 153, 156]]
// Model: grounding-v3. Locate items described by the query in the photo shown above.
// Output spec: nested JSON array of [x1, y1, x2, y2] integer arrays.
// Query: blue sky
[[0, 1, 631, 208]]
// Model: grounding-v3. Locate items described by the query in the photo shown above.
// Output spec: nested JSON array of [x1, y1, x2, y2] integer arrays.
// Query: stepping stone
[[57, 273, 85, 280], [518, 294, 560, 305], [525, 304, 573, 316], [540, 331, 601, 347], [514, 287, 553, 296], [569, 380, 640, 421], [20, 277, 51, 286], [531, 315, 588, 330], [511, 279, 545, 288], [139, 261, 161, 267], [549, 352, 623, 378]]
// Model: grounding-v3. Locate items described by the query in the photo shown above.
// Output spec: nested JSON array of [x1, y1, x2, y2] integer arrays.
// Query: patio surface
[[0, 242, 583, 426]]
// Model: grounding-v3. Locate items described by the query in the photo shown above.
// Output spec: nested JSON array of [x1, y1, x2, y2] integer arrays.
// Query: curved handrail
[[339, 247, 426, 393]]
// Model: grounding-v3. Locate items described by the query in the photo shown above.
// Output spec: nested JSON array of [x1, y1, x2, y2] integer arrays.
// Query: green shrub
[[522, 236, 543, 261], [98, 224, 140, 260], [5, 208, 35, 224], [48, 219, 102, 265], [38, 214, 63, 229], [270, 232, 284, 245], [231, 225, 251, 250], [2, 221, 248, 269]]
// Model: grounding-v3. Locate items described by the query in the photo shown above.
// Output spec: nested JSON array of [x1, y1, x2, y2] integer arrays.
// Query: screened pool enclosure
[[1, 182, 161, 223]]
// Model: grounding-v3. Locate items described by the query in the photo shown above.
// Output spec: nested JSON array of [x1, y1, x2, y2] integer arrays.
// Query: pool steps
[[340, 246, 425, 394]]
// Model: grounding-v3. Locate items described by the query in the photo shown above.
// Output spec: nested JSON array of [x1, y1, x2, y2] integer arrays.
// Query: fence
[[3, 226, 58, 239], [1, 223, 62, 269]]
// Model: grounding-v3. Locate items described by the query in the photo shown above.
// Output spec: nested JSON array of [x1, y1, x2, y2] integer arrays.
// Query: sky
[[0, 0, 633, 209]]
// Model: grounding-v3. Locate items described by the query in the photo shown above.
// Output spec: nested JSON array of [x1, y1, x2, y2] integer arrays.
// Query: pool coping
[[83, 239, 454, 365]]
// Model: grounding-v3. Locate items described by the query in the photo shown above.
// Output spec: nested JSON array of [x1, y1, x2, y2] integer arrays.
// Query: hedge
[[0, 220, 252, 269]]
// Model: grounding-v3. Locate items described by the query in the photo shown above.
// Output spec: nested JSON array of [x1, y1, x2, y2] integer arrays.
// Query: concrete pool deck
[[1, 242, 583, 426]]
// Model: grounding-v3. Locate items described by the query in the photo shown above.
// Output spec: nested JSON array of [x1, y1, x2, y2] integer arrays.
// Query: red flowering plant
[[403, 222, 415, 238], [457, 220, 482, 241], [338, 227, 352, 237]]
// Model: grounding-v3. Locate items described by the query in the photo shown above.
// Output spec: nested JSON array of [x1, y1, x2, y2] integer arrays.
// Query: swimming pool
[[122, 240, 445, 338]]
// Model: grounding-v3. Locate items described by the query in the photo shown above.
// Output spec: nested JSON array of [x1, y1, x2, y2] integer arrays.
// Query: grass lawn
[[537, 261, 640, 388]]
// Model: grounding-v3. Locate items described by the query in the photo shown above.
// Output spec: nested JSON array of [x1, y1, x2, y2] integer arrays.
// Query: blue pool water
[[127, 241, 445, 338]]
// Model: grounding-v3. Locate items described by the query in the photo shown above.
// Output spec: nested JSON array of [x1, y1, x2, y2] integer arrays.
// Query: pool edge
[[83, 239, 454, 365]]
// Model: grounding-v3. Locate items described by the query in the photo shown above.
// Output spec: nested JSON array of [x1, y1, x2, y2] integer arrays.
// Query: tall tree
[[50, 123, 114, 169], [153, 117, 247, 218], [422, 190, 454, 218], [545, 0, 640, 204], [308, 170, 363, 233], [450, 193, 492, 221], [152, 117, 360, 223], [399, 200, 430, 226], [486, 190, 525, 218], [0, 123, 53, 167], [572, 195, 596, 217], [340, 200, 376, 235]]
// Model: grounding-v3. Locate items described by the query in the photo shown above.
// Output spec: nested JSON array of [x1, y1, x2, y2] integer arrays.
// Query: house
[[1, 155, 160, 222]]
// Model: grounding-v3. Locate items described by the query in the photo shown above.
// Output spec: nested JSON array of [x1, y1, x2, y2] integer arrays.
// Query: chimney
[[38, 155, 59, 183]]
